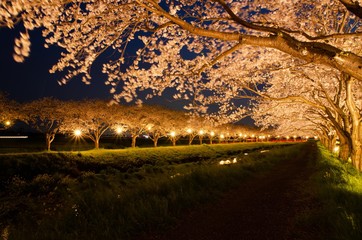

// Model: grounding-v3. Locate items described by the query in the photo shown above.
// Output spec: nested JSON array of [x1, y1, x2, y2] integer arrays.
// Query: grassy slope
[[0, 142, 294, 240], [308, 143, 362, 240]]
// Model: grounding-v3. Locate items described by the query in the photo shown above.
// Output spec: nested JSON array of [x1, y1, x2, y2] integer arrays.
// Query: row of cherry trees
[[2, 1, 361, 168], [1, 95, 260, 151], [252, 66, 362, 170]]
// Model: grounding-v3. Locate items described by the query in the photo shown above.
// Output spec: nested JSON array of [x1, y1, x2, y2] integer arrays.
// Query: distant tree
[[0, 92, 19, 130], [119, 105, 151, 148], [21, 97, 66, 151], [144, 105, 186, 147], [184, 115, 205, 145], [60, 100, 119, 149]]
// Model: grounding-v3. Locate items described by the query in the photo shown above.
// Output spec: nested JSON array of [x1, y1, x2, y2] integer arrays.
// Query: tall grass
[[310, 143, 362, 240], [1, 143, 299, 240]]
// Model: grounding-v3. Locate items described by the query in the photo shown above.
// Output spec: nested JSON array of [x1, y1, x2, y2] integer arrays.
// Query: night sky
[[1, 27, 190, 112], [0, 28, 113, 103], [0, 27, 253, 125]]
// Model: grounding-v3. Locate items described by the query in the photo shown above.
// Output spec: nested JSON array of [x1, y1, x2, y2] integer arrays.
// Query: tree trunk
[[354, 147, 362, 171], [131, 135, 137, 148], [95, 139, 99, 149], [45, 133, 55, 151], [209, 137, 213, 144], [199, 135, 203, 145], [338, 136, 351, 161], [344, 76, 362, 170], [153, 137, 159, 147], [172, 138, 176, 146], [46, 136, 51, 151], [188, 135, 195, 145], [350, 132, 362, 170]]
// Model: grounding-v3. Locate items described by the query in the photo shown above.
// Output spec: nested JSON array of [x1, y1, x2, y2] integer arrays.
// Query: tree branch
[[338, 0, 362, 19]]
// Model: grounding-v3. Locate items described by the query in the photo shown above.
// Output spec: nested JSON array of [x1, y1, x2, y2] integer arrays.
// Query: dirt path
[[140, 143, 320, 240]]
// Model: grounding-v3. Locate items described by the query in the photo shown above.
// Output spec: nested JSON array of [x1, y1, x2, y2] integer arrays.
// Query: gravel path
[[139, 143, 320, 240]]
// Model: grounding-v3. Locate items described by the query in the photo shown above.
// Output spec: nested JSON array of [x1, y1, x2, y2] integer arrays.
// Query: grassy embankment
[[305, 143, 362, 240], [1, 142, 295, 240]]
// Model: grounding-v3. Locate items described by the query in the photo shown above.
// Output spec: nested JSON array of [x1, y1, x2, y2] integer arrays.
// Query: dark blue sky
[[0, 28, 113, 103], [0, 28, 188, 112], [0, 27, 254, 125]]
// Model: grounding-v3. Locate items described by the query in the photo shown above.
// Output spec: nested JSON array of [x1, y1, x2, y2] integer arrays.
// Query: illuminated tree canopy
[[1, 0, 362, 168], [1, 1, 362, 100]]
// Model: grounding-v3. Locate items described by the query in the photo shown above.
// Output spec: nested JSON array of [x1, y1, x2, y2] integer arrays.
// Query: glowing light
[[210, 131, 215, 137], [293, 135, 297, 139], [225, 160, 231, 165], [333, 146, 340, 153], [5, 120, 11, 126], [147, 126, 152, 130], [232, 158, 237, 163], [0, 136, 28, 139], [251, 134, 255, 138], [187, 128, 192, 134], [220, 134, 225, 139], [219, 160, 225, 165], [286, 136, 290, 140], [116, 127, 123, 134], [314, 136, 318, 139], [74, 129, 82, 137], [199, 130, 204, 135], [170, 131, 176, 137], [238, 133, 242, 137]]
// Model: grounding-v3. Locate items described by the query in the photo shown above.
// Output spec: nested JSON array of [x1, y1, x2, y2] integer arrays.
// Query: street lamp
[[73, 129, 82, 152], [116, 127, 123, 134], [74, 129, 82, 137], [169, 131, 177, 146], [209, 131, 215, 144]]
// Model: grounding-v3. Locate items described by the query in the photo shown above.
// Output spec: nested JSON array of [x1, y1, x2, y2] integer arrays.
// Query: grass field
[[2, 141, 362, 240], [0, 142, 294, 240]]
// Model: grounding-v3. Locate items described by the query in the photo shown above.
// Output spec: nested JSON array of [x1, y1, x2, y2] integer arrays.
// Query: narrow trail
[[140, 143, 320, 240]]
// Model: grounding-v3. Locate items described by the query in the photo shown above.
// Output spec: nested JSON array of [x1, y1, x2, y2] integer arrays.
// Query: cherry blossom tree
[[2, 1, 362, 101], [60, 99, 120, 149], [2, 1, 362, 166], [0, 93, 19, 130], [144, 105, 186, 147], [22, 97, 66, 151], [119, 104, 154, 148], [183, 115, 207, 145], [252, 66, 362, 167]]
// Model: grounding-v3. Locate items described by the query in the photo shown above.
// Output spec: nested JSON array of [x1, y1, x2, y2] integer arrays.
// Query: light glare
[[74, 129, 82, 136]]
